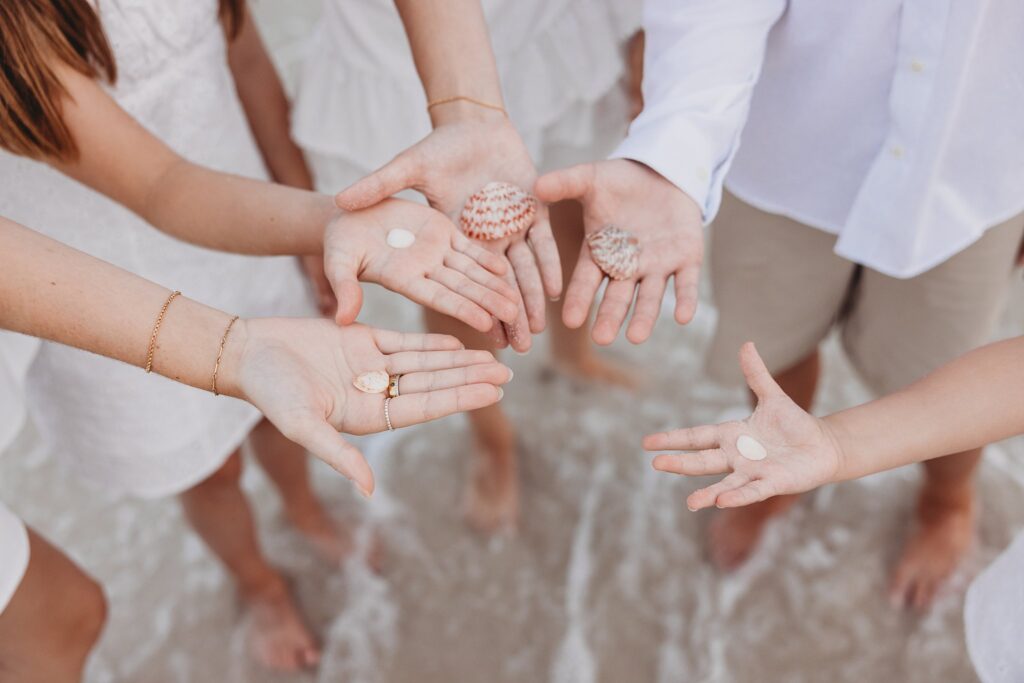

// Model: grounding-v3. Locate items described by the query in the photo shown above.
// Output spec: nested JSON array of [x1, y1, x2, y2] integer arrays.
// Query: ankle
[[917, 486, 975, 519], [238, 570, 288, 602]]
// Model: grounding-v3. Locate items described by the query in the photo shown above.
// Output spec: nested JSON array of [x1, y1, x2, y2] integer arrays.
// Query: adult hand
[[643, 343, 843, 510], [228, 319, 512, 497], [335, 116, 561, 353], [535, 159, 704, 345], [324, 198, 519, 333]]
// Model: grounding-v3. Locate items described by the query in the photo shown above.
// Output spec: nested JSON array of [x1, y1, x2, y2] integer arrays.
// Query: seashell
[[586, 225, 640, 280], [459, 181, 537, 240], [736, 435, 767, 461], [386, 228, 416, 249], [353, 369, 390, 394]]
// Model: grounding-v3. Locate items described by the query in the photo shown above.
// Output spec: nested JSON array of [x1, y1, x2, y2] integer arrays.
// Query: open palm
[[643, 343, 843, 510], [235, 319, 511, 497], [335, 120, 561, 352], [324, 198, 519, 334]]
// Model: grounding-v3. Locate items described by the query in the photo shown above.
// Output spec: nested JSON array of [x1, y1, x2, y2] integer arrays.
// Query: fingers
[[626, 277, 668, 344], [526, 214, 564, 299], [443, 252, 519, 313], [562, 244, 604, 329], [429, 266, 519, 324], [651, 449, 729, 476], [397, 362, 512, 394], [452, 232, 508, 276], [385, 348, 496, 374], [387, 383, 504, 428], [324, 251, 365, 325], [715, 479, 776, 509], [592, 279, 637, 346], [643, 424, 721, 452], [673, 264, 700, 325], [534, 164, 595, 204], [286, 417, 375, 497], [685, 471, 750, 511], [738, 342, 781, 403], [405, 279, 494, 333], [370, 328, 464, 353], [334, 151, 420, 211], [507, 240, 546, 333]]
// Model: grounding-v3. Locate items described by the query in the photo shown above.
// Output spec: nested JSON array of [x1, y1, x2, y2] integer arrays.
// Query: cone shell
[[353, 369, 390, 394], [459, 182, 537, 240], [587, 225, 640, 280]]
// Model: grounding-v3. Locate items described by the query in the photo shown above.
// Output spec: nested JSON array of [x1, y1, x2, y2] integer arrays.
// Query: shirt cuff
[[611, 116, 729, 224]]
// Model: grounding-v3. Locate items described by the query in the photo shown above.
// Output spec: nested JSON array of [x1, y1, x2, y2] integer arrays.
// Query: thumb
[[291, 418, 376, 497], [534, 163, 596, 204], [738, 342, 781, 403], [325, 257, 365, 325], [335, 152, 421, 211]]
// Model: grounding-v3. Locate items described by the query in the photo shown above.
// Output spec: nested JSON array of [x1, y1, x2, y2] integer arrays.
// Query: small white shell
[[459, 182, 537, 240], [386, 228, 416, 249], [353, 370, 389, 394], [587, 225, 640, 280], [736, 435, 767, 461]]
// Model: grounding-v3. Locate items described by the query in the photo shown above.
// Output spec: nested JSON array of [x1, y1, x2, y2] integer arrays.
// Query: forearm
[[392, 0, 504, 126], [825, 337, 1024, 481], [0, 216, 245, 397], [227, 7, 314, 190]]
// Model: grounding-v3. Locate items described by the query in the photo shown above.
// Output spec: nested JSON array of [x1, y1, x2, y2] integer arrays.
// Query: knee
[[56, 572, 107, 666], [73, 575, 108, 650], [197, 451, 244, 490]]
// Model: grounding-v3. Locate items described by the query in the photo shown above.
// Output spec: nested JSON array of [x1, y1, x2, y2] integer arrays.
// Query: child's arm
[[0, 215, 512, 496], [41, 65, 518, 330], [644, 340, 1024, 511], [225, 5, 313, 191]]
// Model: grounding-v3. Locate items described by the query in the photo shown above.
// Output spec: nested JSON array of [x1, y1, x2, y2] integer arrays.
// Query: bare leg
[[248, 418, 353, 565], [547, 200, 639, 388], [179, 451, 319, 671], [0, 529, 106, 683], [707, 350, 819, 570], [890, 449, 979, 610], [423, 309, 519, 534]]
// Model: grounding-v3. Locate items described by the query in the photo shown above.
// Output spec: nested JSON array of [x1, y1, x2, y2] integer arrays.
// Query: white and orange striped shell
[[353, 370, 389, 394], [459, 182, 537, 241], [587, 225, 641, 280]]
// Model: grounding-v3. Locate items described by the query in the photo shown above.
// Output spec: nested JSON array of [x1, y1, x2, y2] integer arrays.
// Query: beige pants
[[706, 192, 1024, 395]]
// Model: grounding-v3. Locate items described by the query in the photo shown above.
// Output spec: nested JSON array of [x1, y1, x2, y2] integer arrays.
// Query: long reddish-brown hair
[[0, 0, 245, 161]]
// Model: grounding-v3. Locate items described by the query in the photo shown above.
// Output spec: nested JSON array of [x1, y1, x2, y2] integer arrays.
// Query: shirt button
[[910, 59, 925, 73], [890, 145, 905, 159]]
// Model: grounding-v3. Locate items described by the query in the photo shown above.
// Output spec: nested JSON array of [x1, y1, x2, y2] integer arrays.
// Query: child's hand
[[300, 254, 337, 317], [334, 117, 559, 353], [227, 319, 511, 497], [643, 343, 844, 510], [323, 198, 520, 333]]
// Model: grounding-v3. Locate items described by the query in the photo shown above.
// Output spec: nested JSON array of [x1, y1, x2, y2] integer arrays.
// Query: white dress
[[0, 0, 314, 499], [965, 531, 1024, 682], [291, 0, 641, 193]]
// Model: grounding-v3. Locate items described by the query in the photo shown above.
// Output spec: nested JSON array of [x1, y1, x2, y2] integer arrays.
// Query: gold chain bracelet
[[426, 95, 507, 116], [211, 315, 240, 396], [145, 290, 181, 373]]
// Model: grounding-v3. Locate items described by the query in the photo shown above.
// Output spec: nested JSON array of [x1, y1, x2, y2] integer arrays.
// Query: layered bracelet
[[144, 290, 240, 396]]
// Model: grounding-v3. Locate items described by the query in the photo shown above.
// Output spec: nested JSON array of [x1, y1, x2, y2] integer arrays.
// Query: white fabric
[[291, 0, 641, 177], [0, 0, 314, 498], [965, 531, 1024, 683], [0, 333, 38, 455], [613, 0, 1024, 278], [0, 501, 29, 616]]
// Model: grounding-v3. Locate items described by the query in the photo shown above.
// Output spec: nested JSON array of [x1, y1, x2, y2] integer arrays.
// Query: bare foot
[[550, 350, 642, 389], [243, 579, 320, 671], [706, 495, 799, 570], [286, 503, 354, 567], [463, 440, 519, 535], [889, 494, 976, 611]]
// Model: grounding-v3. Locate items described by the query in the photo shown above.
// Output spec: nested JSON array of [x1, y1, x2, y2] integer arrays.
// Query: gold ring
[[387, 374, 401, 399]]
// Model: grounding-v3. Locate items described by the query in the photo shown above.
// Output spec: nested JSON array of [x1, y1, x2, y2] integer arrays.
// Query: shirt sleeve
[[611, 0, 787, 222]]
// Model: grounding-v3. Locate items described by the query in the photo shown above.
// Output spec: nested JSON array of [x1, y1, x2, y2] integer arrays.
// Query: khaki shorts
[[706, 192, 1024, 395]]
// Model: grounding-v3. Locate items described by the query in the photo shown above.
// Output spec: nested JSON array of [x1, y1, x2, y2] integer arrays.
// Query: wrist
[[821, 413, 854, 483], [428, 98, 508, 127], [214, 316, 250, 400]]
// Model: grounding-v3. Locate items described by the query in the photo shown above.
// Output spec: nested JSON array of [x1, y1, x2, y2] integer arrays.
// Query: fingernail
[[549, 296, 561, 303], [507, 369, 514, 381], [357, 485, 372, 499], [513, 348, 529, 356], [687, 505, 697, 512], [497, 388, 504, 400]]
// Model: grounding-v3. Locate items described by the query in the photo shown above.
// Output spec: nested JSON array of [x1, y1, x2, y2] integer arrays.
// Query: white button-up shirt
[[613, 0, 1024, 278]]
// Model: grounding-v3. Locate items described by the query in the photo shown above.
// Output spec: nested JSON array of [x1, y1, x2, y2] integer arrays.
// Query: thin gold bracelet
[[211, 315, 240, 396], [145, 290, 181, 374], [426, 95, 507, 116]]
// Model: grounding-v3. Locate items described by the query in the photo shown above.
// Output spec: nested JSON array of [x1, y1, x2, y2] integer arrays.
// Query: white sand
[[0, 4, 1022, 680]]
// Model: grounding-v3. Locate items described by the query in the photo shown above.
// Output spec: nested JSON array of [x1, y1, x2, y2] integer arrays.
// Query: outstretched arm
[[335, 0, 560, 352], [644, 340, 1024, 511], [535, 0, 786, 344], [0, 216, 512, 496]]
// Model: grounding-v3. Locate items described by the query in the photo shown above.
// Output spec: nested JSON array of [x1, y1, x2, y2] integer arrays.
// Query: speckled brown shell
[[587, 225, 640, 280], [459, 182, 537, 240], [353, 370, 389, 394]]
